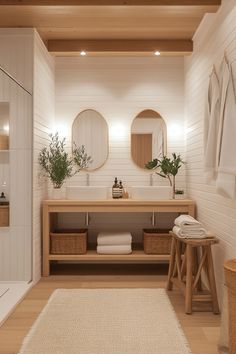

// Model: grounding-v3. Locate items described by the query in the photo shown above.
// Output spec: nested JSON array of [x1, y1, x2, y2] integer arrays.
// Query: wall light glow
[[167, 123, 183, 138], [3, 124, 9, 133], [52, 123, 69, 138], [110, 123, 127, 139]]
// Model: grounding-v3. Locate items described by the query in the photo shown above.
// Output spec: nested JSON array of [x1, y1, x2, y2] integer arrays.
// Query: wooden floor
[[0, 264, 221, 354]]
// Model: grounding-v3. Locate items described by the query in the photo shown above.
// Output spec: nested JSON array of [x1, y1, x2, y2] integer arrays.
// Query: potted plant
[[145, 153, 184, 199], [39, 133, 91, 198]]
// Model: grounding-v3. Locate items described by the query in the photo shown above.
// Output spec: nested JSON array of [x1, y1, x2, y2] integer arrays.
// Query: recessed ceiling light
[[80, 50, 87, 56], [154, 51, 161, 56]]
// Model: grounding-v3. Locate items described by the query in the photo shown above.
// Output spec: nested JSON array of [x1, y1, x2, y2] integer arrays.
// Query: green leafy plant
[[39, 133, 92, 189], [73, 143, 93, 172], [145, 153, 184, 198]]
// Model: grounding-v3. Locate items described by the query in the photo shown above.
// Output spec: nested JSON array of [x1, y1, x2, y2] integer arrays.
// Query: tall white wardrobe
[[0, 28, 54, 322]]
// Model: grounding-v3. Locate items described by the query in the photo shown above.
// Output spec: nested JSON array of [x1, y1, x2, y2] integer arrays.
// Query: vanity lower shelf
[[49, 249, 170, 262]]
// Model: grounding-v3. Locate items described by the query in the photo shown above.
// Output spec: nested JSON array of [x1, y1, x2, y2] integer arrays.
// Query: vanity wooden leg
[[43, 205, 50, 277], [43, 258, 50, 277]]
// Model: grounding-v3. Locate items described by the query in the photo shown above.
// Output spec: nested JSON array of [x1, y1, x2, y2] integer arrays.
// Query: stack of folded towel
[[97, 232, 132, 254], [172, 215, 207, 239]]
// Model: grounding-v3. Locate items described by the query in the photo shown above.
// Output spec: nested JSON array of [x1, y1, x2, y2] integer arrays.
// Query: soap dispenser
[[112, 177, 120, 199]]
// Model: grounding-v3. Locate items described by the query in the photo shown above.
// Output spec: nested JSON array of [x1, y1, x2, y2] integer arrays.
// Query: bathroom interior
[[0, 0, 236, 353]]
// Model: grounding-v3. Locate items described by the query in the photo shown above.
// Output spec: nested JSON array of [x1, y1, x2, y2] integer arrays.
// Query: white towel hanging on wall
[[216, 57, 236, 199], [204, 66, 221, 180]]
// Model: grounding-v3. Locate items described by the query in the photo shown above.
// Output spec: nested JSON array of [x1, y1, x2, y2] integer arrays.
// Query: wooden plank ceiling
[[0, 1, 221, 56]]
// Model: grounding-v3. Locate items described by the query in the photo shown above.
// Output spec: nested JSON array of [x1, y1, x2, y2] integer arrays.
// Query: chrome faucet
[[86, 173, 90, 186], [149, 173, 154, 186]]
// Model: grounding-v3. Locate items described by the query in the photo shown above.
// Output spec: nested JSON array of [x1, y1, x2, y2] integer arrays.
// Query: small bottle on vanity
[[112, 177, 120, 199], [119, 181, 124, 198], [123, 189, 129, 199]]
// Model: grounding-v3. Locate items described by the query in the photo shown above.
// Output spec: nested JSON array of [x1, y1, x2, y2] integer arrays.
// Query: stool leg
[[194, 247, 202, 291], [206, 246, 220, 314], [186, 244, 193, 314], [167, 238, 176, 291], [180, 251, 186, 280]]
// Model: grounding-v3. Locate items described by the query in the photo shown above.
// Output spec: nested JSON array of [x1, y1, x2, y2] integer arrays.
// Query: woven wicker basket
[[50, 229, 87, 255], [143, 229, 171, 255]]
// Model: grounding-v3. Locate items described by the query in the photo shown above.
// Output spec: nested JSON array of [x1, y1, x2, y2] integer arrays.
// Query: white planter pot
[[174, 193, 185, 200], [49, 188, 65, 200]]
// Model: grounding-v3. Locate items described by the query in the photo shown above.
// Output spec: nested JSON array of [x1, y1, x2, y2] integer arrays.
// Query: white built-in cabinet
[[0, 29, 34, 281], [0, 28, 55, 283], [0, 68, 32, 281]]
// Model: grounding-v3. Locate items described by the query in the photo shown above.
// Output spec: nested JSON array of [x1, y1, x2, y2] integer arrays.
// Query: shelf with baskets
[[42, 199, 195, 276], [49, 248, 171, 262]]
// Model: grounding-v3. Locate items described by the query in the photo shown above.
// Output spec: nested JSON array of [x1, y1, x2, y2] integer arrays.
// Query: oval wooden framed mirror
[[72, 109, 109, 171], [131, 109, 167, 169]]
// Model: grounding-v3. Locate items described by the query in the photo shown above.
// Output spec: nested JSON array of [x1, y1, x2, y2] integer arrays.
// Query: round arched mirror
[[131, 109, 167, 169], [72, 109, 109, 171]]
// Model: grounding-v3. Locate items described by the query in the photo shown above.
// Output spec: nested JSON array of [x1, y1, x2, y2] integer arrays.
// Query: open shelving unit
[[43, 199, 195, 276]]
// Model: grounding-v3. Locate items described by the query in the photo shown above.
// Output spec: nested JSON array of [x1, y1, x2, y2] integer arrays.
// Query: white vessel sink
[[66, 186, 108, 200], [131, 186, 172, 200]]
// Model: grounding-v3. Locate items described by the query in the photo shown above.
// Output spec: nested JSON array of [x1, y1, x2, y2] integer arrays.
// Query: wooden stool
[[167, 231, 219, 314]]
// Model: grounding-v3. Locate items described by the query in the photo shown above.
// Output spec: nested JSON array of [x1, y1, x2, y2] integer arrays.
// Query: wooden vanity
[[42, 199, 195, 276]]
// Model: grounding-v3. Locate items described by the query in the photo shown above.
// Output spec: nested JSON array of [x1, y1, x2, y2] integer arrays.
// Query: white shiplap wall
[[0, 28, 33, 94], [185, 0, 236, 303], [55, 56, 186, 241], [33, 31, 55, 282]]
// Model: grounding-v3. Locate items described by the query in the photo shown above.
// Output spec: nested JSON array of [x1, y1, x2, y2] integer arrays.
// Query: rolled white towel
[[172, 226, 207, 239], [97, 232, 132, 246], [180, 225, 205, 235], [174, 215, 202, 228], [97, 245, 132, 255], [181, 225, 203, 232]]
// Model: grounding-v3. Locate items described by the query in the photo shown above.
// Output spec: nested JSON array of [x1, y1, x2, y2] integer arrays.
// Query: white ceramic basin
[[131, 186, 172, 200], [66, 186, 108, 200]]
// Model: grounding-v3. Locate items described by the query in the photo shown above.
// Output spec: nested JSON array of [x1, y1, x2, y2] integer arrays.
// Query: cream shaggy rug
[[19, 289, 192, 354]]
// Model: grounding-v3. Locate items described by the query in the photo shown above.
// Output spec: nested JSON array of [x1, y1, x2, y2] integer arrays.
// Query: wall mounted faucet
[[149, 173, 154, 186]]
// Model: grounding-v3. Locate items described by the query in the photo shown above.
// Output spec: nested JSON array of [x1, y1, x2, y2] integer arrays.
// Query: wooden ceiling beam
[[0, 0, 221, 6], [48, 39, 193, 55]]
